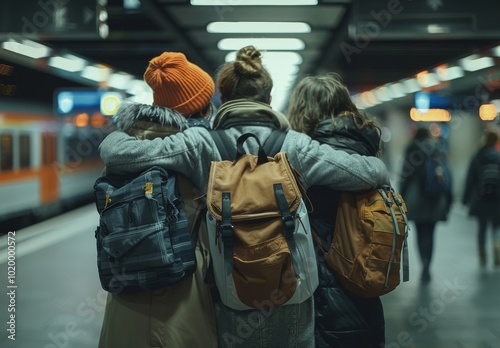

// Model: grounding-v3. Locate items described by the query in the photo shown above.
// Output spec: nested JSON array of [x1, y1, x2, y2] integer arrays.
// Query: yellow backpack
[[315, 186, 410, 297]]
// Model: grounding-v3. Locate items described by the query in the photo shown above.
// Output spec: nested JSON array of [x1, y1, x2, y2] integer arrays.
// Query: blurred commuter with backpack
[[98, 52, 218, 348], [399, 127, 453, 283], [287, 72, 386, 348], [462, 129, 500, 268]]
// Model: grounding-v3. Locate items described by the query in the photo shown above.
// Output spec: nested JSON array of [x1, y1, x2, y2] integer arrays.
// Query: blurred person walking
[[287, 72, 386, 348], [462, 129, 500, 267], [98, 51, 218, 348], [399, 127, 452, 283], [98, 45, 390, 347]]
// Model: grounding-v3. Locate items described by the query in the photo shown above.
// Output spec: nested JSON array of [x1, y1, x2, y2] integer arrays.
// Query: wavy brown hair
[[215, 45, 273, 104], [287, 72, 379, 136]]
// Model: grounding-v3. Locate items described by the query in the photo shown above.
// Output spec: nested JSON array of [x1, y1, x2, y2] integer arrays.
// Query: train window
[[0, 134, 13, 171], [19, 134, 31, 168]]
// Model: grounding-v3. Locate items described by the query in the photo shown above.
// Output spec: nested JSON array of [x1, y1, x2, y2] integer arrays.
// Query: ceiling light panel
[[1, 39, 51, 59], [218, 38, 305, 50], [207, 22, 311, 33], [225, 51, 303, 65], [192, 0, 317, 5]]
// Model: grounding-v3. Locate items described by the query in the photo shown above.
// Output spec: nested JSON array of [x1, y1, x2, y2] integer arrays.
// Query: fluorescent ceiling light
[[435, 65, 464, 81], [48, 54, 87, 72], [265, 64, 299, 75], [402, 78, 420, 94], [124, 0, 141, 9], [360, 91, 379, 107], [207, 21, 311, 33], [2, 39, 51, 59], [374, 86, 392, 102], [107, 72, 133, 90], [192, 0, 317, 5], [126, 79, 151, 95], [81, 64, 111, 82], [387, 83, 406, 98], [416, 71, 440, 88], [225, 51, 303, 65], [492, 45, 500, 57], [459, 55, 495, 71], [218, 38, 305, 50], [427, 24, 449, 34]]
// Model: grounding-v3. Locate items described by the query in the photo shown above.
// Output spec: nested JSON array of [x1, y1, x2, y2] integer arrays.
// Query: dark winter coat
[[462, 146, 500, 219], [308, 117, 386, 348], [399, 138, 452, 223]]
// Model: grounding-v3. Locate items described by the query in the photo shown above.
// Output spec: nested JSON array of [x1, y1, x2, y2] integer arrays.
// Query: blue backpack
[[93, 166, 201, 293], [424, 152, 452, 195]]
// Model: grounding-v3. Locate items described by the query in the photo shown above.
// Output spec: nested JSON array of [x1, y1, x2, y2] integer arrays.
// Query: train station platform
[[0, 202, 499, 348]]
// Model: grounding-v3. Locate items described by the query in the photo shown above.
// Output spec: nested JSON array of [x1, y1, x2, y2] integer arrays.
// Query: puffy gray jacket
[[99, 100, 389, 193]]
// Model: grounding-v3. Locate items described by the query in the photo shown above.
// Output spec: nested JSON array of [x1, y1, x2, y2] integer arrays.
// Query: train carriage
[[0, 102, 111, 231]]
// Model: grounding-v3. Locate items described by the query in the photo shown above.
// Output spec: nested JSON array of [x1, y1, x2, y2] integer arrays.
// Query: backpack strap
[[210, 129, 287, 160], [383, 185, 410, 284], [191, 206, 207, 250], [209, 129, 235, 160], [263, 130, 287, 156]]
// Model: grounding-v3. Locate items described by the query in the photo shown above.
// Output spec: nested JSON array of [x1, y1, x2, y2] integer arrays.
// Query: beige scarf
[[213, 99, 290, 131]]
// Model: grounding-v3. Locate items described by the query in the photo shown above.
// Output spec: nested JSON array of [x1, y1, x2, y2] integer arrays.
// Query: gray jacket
[[99, 100, 389, 193]]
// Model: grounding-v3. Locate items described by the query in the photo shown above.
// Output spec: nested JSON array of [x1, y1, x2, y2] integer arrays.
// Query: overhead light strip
[[192, 0, 317, 5], [1, 39, 51, 59], [218, 38, 305, 50], [207, 21, 311, 33]]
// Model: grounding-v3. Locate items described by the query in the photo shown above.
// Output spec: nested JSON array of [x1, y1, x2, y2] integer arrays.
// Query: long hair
[[287, 72, 379, 135], [215, 45, 273, 104]]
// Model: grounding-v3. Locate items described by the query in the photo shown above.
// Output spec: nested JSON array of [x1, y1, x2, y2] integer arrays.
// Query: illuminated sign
[[55, 89, 124, 116]]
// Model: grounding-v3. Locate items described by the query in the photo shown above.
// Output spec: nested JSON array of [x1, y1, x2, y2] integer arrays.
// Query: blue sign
[[55, 89, 123, 116]]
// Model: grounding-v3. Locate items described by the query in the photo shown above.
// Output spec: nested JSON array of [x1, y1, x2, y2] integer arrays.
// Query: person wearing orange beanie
[[144, 51, 214, 117], [98, 52, 218, 348]]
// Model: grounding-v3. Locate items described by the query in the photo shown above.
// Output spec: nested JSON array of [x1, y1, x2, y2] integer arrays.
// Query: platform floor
[[1, 203, 499, 348]]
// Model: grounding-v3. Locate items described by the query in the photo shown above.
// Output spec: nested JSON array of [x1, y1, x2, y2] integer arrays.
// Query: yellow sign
[[100, 92, 123, 116]]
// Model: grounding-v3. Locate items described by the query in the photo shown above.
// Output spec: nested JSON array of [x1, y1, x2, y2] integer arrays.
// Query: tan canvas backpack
[[314, 185, 409, 298], [206, 131, 318, 310]]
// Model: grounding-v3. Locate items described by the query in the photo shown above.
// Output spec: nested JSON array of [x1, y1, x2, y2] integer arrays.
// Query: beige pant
[[98, 245, 218, 348]]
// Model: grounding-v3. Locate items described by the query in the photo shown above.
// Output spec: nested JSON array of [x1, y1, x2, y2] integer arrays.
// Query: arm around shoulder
[[98, 128, 213, 180], [282, 130, 389, 191]]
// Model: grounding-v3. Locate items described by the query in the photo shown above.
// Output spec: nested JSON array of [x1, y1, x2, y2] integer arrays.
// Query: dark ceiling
[[1, 0, 500, 107]]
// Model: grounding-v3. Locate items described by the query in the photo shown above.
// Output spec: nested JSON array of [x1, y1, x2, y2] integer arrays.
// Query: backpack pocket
[[232, 234, 294, 308], [363, 228, 404, 291], [96, 196, 184, 293]]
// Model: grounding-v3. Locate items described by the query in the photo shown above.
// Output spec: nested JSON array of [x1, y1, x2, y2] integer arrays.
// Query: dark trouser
[[415, 222, 436, 273], [477, 216, 500, 252]]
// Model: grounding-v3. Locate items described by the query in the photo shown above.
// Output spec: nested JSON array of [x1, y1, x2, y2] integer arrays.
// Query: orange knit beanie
[[143, 52, 214, 116]]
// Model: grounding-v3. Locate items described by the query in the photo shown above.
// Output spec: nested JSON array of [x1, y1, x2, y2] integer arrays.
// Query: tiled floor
[[0, 203, 499, 347], [382, 204, 500, 348]]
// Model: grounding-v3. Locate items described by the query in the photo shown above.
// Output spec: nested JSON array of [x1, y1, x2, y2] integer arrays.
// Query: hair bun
[[234, 45, 263, 77]]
